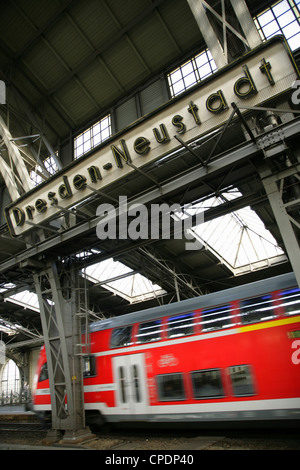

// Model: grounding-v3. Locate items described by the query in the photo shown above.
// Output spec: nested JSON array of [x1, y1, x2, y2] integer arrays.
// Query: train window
[[201, 304, 232, 331], [157, 373, 186, 401], [167, 313, 194, 338], [118, 367, 126, 403], [110, 326, 133, 348], [137, 319, 161, 343], [279, 288, 300, 316], [39, 363, 48, 382], [82, 355, 96, 377], [191, 369, 224, 399], [240, 295, 275, 324], [229, 365, 255, 397], [131, 364, 141, 403]]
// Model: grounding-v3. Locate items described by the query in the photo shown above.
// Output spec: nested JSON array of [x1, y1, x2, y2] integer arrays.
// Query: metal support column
[[257, 153, 300, 287], [0, 115, 33, 199], [33, 258, 93, 443], [187, 0, 262, 68]]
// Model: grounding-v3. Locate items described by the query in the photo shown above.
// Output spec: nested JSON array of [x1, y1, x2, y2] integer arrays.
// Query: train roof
[[90, 272, 297, 332]]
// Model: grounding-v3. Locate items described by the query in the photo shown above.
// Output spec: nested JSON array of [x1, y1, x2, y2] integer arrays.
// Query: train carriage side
[[33, 273, 300, 426]]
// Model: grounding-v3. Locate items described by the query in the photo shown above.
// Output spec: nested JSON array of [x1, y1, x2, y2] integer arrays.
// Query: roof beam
[[64, 11, 125, 96], [9, 0, 80, 61], [187, 0, 262, 67], [1, 116, 299, 275], [11, 86, 63, 170], [0, 115, 33, 196], [0, 47, 74, 136], [0, 126, 260, 273], [102, 0, 152, 74], [230, 0, 262, 49], [187, 0, 227, 68], [46, 0, 167, 98]]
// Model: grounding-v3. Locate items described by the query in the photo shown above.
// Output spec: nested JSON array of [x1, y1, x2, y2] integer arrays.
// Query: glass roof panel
[[7, 290, 40, 312], [84, 258, 166, 304], [186, 188, 285, 274]]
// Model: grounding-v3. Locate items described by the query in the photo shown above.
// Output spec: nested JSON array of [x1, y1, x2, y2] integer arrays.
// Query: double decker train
[[32, 272, 300, 427]]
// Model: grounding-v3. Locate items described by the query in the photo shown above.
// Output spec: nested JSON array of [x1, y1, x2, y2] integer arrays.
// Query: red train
[[32, 272, 300, 427]]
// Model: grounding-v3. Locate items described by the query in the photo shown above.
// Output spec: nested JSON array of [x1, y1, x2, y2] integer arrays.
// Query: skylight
[[84, 258, 166, 304], [185, 188, 285, 275], [0, 258, 165, 331], [6, 290, 40, 312], [0, 285, 41, 336]]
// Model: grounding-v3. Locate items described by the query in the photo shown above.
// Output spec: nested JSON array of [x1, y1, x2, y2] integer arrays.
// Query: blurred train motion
[[32, 272, 300, 427]]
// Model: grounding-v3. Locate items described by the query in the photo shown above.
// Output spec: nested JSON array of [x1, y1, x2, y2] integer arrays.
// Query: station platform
[[0, 405, 37, 422]]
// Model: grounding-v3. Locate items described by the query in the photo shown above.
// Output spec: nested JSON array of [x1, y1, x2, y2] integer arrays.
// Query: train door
[[112, 353, 149, 417]]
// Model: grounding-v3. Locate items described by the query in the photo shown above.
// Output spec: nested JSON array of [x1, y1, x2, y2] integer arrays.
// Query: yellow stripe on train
[[240, 315, 300, 333]]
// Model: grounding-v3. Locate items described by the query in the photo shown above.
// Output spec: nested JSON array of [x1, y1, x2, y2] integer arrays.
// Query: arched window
[[1, 359, 20, 399]]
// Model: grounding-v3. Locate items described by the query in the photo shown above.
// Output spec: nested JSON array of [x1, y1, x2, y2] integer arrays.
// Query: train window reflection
[[39, 363, 48, 382], [82, 355, 96, 377], [118, 366, 126, 403], [191, 369, 224, 399], [279, 288, 300, 316], [229, 365, 255, 397], [167, 313, 194, 338], [157, 373, 186, 401], [137, 320, 161, 343], [240, 295, 275, 324], [110, 326, 133, 348], [131, 364, 141, 403], [201, 305, 232, 331]]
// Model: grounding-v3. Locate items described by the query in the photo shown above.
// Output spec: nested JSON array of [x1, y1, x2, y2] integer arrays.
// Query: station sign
[[5, 37, 299, 236]]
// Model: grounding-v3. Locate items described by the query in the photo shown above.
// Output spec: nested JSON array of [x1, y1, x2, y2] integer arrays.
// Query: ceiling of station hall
[[0, 0, 209, 150], [0, 0, 273, 151]]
